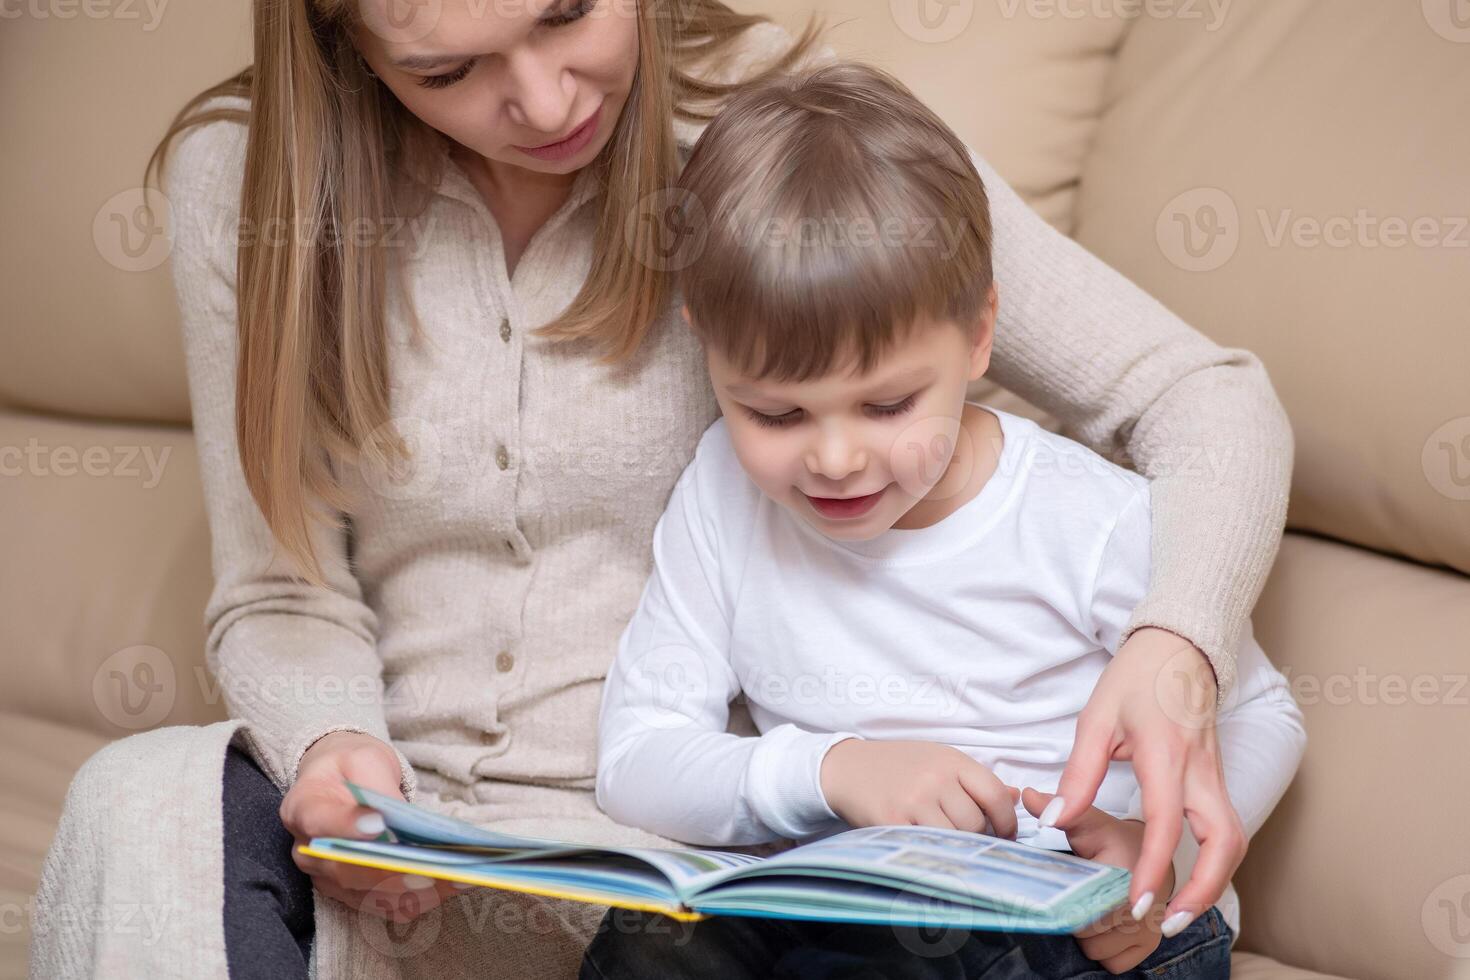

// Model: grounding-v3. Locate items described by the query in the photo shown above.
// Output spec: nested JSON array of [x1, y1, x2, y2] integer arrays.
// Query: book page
[[685, 825, 1121, 910]]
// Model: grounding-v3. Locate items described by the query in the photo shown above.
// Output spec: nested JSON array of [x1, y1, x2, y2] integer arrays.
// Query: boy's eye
[[745, 408, 801, 429], [868, 394, 918, 418], [742, 395, 918, 430]]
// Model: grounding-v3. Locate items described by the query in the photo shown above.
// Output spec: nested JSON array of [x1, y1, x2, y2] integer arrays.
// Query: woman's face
[[353, 0, 639, 177]]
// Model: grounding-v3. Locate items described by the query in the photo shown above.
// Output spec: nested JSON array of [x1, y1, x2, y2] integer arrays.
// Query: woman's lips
[[512, 103, 603, 162], [805, 486, 888, 520]]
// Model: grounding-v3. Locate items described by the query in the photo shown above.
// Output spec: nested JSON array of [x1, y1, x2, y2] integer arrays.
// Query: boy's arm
[[596, 455, 858, 846]]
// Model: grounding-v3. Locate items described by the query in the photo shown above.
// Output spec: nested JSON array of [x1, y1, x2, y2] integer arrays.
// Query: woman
[[31, 0, 1292, 977]]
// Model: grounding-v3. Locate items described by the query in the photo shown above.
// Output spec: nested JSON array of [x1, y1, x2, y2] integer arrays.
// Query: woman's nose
[[503, 49, 577, 137]]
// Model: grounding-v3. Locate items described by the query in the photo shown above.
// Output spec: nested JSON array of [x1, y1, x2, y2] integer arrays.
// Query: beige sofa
[[3, 2, 1466, 978]]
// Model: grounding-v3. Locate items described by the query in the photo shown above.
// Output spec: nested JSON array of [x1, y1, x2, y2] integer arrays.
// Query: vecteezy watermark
[[0, 437, 172, 487], [355, 875, 444, 958], [1423, 416, 1470, 501], [92, 646, 178, 731], [359, 417, 445, 501], [0, 0, 169, 31], [1158, 186, 1470, 272], [890, 0, 977, 44], [15, 897, 174, 946], [994, 0, 1232, 31], [90, 645, 452, 730], [1423, 874, 1470, 958], [94, 186, 441, 274], [93, 187, 173, 273], [1421, 0, 1470, 43], [1155, 187, 1241, 273], [1277, 666, 1470, 708], [626, 187, 709, 273]]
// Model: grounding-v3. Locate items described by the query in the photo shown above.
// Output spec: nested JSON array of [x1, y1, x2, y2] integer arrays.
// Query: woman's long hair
[[146, 0, 824, 586]]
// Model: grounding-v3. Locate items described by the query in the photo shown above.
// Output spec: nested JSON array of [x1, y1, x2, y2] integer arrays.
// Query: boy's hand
[[819, 739, 1021, 837], [1022, 788, 1176, 974]]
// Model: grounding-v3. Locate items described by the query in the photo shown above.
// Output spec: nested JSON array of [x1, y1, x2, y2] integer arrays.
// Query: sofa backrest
[[1071, 0, 1470, 578]]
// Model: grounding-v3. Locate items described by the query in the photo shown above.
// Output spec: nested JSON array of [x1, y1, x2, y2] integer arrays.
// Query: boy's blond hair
[[674, 61, 994, 382]]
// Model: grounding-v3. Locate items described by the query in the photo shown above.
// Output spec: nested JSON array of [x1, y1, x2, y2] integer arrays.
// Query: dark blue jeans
[[580, 905, 1232, 980]]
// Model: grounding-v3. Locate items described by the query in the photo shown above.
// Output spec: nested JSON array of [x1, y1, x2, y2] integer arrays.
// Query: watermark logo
[[92, 645, 176, 730], [356, 876, 443, 958], [359, 0, 442, 44], [1423, 874, 1470, 958], [360, 417, 443, 501], [1422, 416, 1470, 501], [1156, 187, 1240, 273], [93, 187, 172, 273], [1422, 0, 1470, 42], [619, 645, 712, 731], [626, 187, 708, 273], [890, 411, 981, 503], [0, 0, 170, 31], [891, 0, 976, 43]]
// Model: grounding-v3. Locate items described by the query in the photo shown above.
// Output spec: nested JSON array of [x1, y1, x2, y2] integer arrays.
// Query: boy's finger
[[937, 784, 988, 834], [956, 765, 1017, 839]]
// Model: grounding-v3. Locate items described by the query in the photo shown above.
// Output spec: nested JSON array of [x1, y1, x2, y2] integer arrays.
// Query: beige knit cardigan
[[30, 22, 1291, 980]]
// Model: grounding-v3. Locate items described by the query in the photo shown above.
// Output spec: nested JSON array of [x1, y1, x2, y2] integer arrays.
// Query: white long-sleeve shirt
[[596, 404, 1305, 938]]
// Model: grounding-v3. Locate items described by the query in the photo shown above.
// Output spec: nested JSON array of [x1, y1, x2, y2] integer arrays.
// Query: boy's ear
[[968, 282, 998, 381]]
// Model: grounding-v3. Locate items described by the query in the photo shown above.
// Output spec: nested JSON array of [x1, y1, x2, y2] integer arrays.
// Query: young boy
[[586, 62, 1304, 979]]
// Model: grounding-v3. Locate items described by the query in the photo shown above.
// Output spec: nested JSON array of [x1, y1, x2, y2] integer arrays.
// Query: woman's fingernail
[[452, 880, 475, 889], [402, 874, 434, 891], [1161, 911, 1194, 937], [355, 813, 386, 836], [1038, 797, 1065, 829], [1129, 892, 1155, 921]]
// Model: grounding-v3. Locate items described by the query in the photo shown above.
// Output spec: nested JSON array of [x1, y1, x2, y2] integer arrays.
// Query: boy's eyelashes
[[740, 393, 920, 430]]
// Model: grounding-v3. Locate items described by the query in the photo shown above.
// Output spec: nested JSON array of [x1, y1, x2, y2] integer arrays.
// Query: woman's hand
[[819, 738, 1021, 837], [1047, 627, 1245, 932], [1021, 788, 1176, 974], [281, 731, 459, 923]]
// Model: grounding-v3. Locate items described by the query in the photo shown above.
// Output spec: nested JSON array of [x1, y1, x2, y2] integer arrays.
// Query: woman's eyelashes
[[743, 394, 920, 430], [418, 60, 476, 90], [414, 0, 598, 89]]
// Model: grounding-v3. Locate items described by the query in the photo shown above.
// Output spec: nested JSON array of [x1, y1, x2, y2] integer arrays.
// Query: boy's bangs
[[689, 195, 983, 383]]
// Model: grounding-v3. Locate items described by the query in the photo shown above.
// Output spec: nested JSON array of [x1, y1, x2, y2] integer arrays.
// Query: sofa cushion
[[1071, 1, 1470, 576], [1241, 532, 1470, 979], [739, 0, 1132, 233], [0, 0, 250, 423], [0, 410, 223, 733]]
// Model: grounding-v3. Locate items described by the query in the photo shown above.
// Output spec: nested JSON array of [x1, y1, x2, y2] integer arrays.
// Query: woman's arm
[[165, 103, 417, 802], [971, 145, 1294, 699]]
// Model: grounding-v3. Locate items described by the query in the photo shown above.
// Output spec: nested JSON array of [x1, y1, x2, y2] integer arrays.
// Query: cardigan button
[[496, 446, 509, 470], [499, 317, 511, 343], [495, 650, 515, 673]]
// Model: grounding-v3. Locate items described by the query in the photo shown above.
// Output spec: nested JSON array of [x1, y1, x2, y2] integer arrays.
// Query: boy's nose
[[805, 427, 869, 482]]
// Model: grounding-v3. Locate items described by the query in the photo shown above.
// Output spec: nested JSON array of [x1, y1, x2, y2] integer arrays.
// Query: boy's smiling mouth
[[803, 485, 890, 520]]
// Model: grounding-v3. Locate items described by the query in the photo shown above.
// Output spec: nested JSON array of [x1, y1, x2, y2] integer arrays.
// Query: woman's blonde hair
[[675, 61, 993, 383], [145, 0, 824, 586]]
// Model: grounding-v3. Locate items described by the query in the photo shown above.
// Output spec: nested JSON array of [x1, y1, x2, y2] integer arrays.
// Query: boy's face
[[697, 285, 998, 541]]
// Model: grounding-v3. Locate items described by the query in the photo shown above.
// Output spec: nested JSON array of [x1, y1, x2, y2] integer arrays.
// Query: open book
[[298, 781, 1131, 932]]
